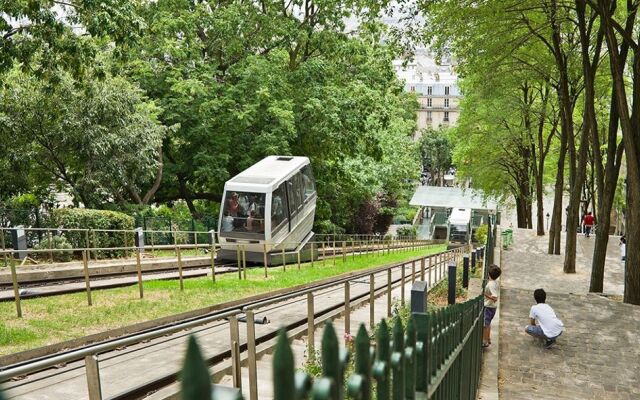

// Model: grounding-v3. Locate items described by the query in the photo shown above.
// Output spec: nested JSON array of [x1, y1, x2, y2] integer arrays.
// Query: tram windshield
[[220, 191, 266, 238]]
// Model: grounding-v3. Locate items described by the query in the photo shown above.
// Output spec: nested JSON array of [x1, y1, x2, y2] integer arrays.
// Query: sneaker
[[544, 339, 556, 349]]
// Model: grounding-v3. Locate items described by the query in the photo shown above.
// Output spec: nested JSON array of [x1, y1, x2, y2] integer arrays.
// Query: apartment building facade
[[394, 51, 461, 139]]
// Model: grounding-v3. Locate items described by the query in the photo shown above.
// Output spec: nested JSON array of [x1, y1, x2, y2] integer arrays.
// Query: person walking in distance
[[582, 211, 595, 237]]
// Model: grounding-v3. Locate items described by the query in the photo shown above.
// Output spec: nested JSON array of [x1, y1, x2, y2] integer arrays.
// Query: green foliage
[[418, 128, 453, 183], [0, 1, 143, 76], [48, 208, 135, 257], [396, 225, 417, 238], [34, 236, 73, 262], [474, 224, 488, 245], [314, 220, 346, 235], [0, 70, 167, 206]]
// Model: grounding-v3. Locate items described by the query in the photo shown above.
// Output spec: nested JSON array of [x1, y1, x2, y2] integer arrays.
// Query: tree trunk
[[548, 134, 567, 255], [595, 0, 640, 304]]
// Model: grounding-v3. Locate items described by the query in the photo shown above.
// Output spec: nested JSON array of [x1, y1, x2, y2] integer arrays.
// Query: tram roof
[[227, 156, 309, 189], [409, 186, 498, 212]]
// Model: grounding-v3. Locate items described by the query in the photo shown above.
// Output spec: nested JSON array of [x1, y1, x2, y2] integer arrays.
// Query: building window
[[444, 98, 449, 108], [410, 86, 416, 92], [444, 111, 450, 122], [426, 111, 432, 122], [427, 86, 433, 95], [445, 86, 450, 95], [427, 98, 432, 107]]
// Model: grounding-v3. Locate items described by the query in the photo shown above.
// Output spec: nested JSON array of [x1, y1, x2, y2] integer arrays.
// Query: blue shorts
[[484, 307, 497, 327]]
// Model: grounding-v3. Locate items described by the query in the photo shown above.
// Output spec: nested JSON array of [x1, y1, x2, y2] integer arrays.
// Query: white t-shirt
[[484, 280, 499, 308], [529, 303, 564, 338]]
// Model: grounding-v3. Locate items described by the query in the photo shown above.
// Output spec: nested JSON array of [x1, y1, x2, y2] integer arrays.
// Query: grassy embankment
[[0, 245, 445, 356]]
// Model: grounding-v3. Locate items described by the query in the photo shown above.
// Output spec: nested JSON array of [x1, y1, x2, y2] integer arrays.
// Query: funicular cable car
[[217, 156, 317, 264]]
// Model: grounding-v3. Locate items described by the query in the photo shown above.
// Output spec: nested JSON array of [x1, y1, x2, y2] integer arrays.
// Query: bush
[[48, 208, 135, 257], [314, 220, 346, 235], [474, 224, 488, 244], [396, 225, 417, 238], [34, 236, 73, 262]]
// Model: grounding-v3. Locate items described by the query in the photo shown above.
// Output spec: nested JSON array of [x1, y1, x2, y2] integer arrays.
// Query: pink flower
[[343, 332, 354, 343]]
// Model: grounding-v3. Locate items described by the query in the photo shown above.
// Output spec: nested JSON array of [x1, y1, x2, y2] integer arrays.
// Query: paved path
[[498, 229, 640, 399]]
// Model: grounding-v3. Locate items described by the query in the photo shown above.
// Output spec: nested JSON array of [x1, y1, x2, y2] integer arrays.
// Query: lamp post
[[546, 212, 550, 231]]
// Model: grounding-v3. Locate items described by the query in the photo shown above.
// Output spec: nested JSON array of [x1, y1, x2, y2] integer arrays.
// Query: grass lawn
[[0, 245, 445, 356]]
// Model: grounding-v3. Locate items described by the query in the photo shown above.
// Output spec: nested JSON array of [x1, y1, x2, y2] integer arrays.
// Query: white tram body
[[217, 156, 317, 264]]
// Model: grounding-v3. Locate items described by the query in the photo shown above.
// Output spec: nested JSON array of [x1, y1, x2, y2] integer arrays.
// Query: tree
[[418, 128, 452, 186], [1, 0, 143, 75], [0, 70, 167, 207]]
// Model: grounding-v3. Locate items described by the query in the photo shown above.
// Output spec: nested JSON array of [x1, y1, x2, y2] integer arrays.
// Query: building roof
[[409, 186, 498, 211]]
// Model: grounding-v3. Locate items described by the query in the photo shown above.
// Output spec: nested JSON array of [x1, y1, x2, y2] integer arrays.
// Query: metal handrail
[[243, 248, 454, 312], [0, 308, 240, 381]]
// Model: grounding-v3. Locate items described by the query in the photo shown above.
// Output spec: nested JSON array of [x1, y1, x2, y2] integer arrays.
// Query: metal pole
[[82, 250, 92, 306], [246, 309, 258, 400], [342, 241, 346, 263], [421, 257, 426, 281], [297, 250, 301, 270], [387, 268, 392, 317], [84, 355, 103, 400], [311, 242, 315, 267], [344, 282, 350, 343], [92, 229, 98, 262], [228, 315, 241, 390], [401, 263, 406, 305], [369, 273, 375, 330], [242, 246, 247, 280], [177, 246, 184, 291], [136, 249, 144, 299], [211, 242, 216, 283], [238, 246, 243, 279], [282, 247, 286, 271], [263, 244, 268, 278], [333, 238, 336, 266], [48, 230, 53, 262], [9, 252, 22, 318], [411, 260, 416, 283], [322, 242, 326, 266], [307, 293, 315, 354]]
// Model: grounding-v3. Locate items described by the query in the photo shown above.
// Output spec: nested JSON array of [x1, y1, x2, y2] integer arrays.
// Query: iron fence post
[[246, 308, 258, 400], [307, 292, 315, 355], [228, 315, 241, 390], [84, 355, 103, 400], [9, 252, 21, 317], [82, 250, 92, 306]]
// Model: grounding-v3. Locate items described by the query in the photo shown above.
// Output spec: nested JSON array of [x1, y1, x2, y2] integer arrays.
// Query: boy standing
[[525, 288, 564, 349], [483, 265, 501, 347]]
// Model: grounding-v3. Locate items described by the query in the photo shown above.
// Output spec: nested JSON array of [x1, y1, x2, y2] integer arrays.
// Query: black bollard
[[448, 262, 457, 305], [462, 255, 469, 289], [471, 250, 477, 271], [411, 281, 428, 313]]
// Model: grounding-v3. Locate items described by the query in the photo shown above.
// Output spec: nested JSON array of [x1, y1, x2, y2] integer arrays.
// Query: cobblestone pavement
[[498, 229, 640, 400]]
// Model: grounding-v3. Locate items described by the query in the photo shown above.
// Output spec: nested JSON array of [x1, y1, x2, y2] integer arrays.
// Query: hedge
[[48, 208, 135, 258]]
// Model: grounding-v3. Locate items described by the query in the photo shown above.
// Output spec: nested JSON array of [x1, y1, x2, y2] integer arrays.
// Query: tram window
[[271, 182, 288, 234], [287, 173, 304, 216], [301, 165, 315, 201], [220, 191, 266, 238]]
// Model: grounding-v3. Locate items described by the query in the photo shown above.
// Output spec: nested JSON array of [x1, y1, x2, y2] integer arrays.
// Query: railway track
[[0, 247, 464, 400]]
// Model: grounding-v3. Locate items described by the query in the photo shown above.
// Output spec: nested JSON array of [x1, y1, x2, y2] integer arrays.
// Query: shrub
[[474, 224, 488, 244], [34, 236, 73, 262], [48, 208, 135, 257], [396, 225, 417, 238]]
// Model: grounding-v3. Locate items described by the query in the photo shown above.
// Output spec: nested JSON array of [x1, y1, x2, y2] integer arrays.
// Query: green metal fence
[[169, 295, 484, 400]]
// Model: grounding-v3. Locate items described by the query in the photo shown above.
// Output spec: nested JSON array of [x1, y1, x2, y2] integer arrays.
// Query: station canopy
[[409, 186, 498, 212]]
